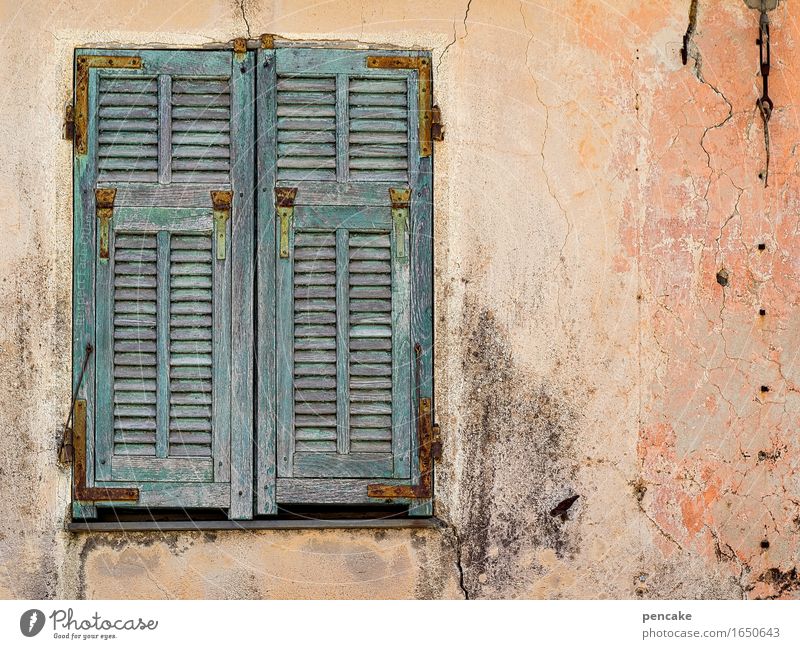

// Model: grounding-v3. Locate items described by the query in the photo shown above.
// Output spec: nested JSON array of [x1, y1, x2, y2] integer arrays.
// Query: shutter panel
[[257, 48, 432, 513], [74, 49, 254, 517]]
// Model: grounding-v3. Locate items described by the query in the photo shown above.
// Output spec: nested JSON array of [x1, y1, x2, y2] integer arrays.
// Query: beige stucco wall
[[1, 0, 799, 599]]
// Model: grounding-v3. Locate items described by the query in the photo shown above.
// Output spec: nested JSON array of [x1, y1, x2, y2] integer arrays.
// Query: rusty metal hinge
[[260, 33, 275, 49], [60, 343, 94, 464], [211, 190, 232, 260], [367, 55, 435, 157], [72, 399, 139, 502], [276, 187, 298, 258], [95, 188, 116, 261], [233, 37, 247, 60], [389, 187, 410, 261], [74, 55, 142, 155], [63, 103, 75, 141], [368, 343, 439, 500], [431, 104, 444, 142]]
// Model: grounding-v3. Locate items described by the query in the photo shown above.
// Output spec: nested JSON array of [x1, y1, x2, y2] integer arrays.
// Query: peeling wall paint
[[1, 0, 800, 599]]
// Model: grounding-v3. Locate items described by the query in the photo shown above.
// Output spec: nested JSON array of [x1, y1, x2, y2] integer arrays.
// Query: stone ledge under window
[[68, 517, 445, 532]]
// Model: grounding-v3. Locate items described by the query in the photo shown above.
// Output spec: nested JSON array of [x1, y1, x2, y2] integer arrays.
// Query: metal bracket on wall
[[72, 400, 139, 502], [389, 187, 411, 261], [210, 190, 232, 260], [260, 33, 275, 49], [95, 188, 116, 261], [276, 187, 298, 258], [74, 55, 142, 155], [366, 55, 442, 157]]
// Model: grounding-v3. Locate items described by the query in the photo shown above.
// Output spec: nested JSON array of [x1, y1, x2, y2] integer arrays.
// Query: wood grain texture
[[228, 51, 255, 519], [74, 49, 244, 517], [255, 47, 278, 515]]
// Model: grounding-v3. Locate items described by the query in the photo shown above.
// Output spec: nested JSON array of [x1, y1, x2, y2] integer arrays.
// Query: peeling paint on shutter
[[171, 78, 232, 184], [261, 48, 432, 513], [98, 76, 159, 183], [276, 76, 337, 181], [112, 232, 158, 456], [348, 78, 409, 181], [169, 234, 214, 458], [75, 49, 254, 517], [348, 233, 393, 453]]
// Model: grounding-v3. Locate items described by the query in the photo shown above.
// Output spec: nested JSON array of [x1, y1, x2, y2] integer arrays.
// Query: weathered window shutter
[[256, 48, 434, 515], [73, 50, 254, 518]]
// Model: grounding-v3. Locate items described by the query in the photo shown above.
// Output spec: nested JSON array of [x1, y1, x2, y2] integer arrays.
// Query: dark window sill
[[67, 517, 444, 532]]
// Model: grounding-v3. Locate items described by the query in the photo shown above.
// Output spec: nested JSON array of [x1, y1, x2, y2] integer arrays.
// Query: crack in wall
[[437, 0, 473, 75], [238, 0, 253, 39]]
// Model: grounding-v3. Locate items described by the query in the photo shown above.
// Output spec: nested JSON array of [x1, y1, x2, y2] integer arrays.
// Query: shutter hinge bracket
[[233, 37, 248, 60], [367, 55, 435, 157], [73, 55, 142, 155], [72, 399, 139, 502], [95, 188, 116, 261], [368, 343, 439, 500], [63, 103, 75, 141], [367, 397, 439, 500], [260, 33, 275, 49], [276, 187, 298, 258], [389, 187, 411, 261], [431, 104, 445, 142], [211, 190, 232, 260]]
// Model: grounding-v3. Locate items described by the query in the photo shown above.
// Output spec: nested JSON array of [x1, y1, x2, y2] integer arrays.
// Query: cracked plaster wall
[[1, 0, 799, 599]]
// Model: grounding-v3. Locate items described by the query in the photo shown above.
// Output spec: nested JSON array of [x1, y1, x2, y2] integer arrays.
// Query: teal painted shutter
[[256, 48, 433, 513], [74, 49, 254, 517]]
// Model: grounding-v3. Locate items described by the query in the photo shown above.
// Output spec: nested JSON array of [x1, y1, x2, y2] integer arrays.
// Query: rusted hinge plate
[[74, 55, 142, 155], [63, 103, 74, 141], [211, 190, 232, 260], [368, 397, 437, 499], [233, 37, 247, 60], [73, 400, 139, 502], [260, 33, 275, 49], [431, 104, 444, 142], [95, 188, 116, 261], [367, 55, 434, 157], [276, 187, 298, 258]]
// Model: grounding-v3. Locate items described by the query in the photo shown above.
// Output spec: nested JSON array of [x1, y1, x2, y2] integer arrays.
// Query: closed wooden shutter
[[73, 49, 254, 518], [256, 48, 433, 514]]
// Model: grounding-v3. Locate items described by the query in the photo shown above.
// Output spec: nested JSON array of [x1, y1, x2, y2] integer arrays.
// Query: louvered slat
[[277, 76, 337, 181], [171, 78, 231, 184], [98, 76, 159, 183], [348, 233, 393, 453], [293, 232, 338, 451], [169, 234, 214, 457], [348, 78, 409, 182], [113, 232, 158, 456]]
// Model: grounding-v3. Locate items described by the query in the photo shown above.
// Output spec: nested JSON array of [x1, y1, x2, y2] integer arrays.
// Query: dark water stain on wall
[[456, 298, 582, 598]]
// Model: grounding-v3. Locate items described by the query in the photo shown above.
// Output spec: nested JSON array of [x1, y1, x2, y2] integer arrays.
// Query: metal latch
[[211, 190, 232, 260], [95, 188, 116, 261], [389, 187, 410, 261], [276, 187, 298, 258], [72, 399, 139, 502]]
